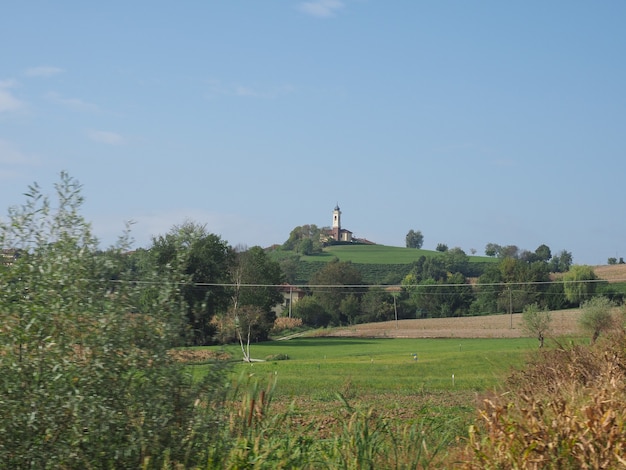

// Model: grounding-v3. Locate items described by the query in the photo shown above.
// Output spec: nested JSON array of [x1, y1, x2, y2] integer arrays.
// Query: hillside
[[271, 244, 496, 284], [300, 244, 495, 265]]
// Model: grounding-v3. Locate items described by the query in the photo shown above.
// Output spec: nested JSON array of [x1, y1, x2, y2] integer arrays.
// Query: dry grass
[[460, 331, 626, 469], [594, 263, 626, 282], [322, 310, 586, 339]]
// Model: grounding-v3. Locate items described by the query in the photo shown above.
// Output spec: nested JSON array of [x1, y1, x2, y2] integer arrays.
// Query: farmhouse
[[273, 284, 307, 317]]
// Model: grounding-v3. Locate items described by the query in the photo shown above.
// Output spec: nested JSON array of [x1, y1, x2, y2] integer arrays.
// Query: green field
[[197, 337, 534, 397], [299, 244, 496, 265]]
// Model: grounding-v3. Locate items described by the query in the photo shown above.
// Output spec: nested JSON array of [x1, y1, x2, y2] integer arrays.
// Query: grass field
[[207, 337, 535, 396], [184, 312, 597, 463], [192, 334, 544, 445], [298, 244, 496, 265]]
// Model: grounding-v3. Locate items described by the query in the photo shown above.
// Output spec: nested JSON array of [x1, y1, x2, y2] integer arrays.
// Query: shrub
[[579, 295, 615, 343], [271, 316, 303, 334], [0, 174, 231, 469], [461, 332, 626, 468]]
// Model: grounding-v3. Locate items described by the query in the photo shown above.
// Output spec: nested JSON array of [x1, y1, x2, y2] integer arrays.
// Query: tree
[[0, 173, 229, 468], [549, 250, 573, 273], [292, 296, 330, 327], [521, 303, 552, 348], [534, 244, 552, 262], [608, 257, 618, 265], [436, 243, 448, 252], [283, 224, 323, 253], [443, 247, 469, 274], [563, 265, 597, 305], [579, 296, 615, 343], [310, 260, 363, 325], [227, 246, 283, 360], [485, 243, 501, 257], [359, 287, 395, 323], [499, 245, 519, 259], [279, 255, 300, 284], [151, 222, 233, 345], [405, 229, 424, 249]]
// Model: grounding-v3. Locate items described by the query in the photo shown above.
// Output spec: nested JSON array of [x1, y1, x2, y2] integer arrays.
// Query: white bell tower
[[332, 204, 341, 230]]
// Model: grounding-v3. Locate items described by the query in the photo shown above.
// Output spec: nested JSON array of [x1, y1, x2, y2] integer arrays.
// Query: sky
[[1, 1, 625, 265]]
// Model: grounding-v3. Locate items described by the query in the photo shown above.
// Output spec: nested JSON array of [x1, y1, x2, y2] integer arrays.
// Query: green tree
[[360, 287, 395, 323], [283, 224, 323, 253], [0, 173, 229, 468], [436, 243, 448, 252], [405, 229, 424, 249], [563, 265, 597, 305], [151, 222, 233, 345], [443, 247, 469, 274], [534, 244, 552, 262], [279, 254, 300, 284], [310, 260, 363, 325], [292, 296, 330, 327], [485, 243, 501, 257], [340, 294, 361, 324], [579, 296, 615, 343], [549, 249, 573, 273], [521, 303, 552, 348], [227, 245, 283, 359]]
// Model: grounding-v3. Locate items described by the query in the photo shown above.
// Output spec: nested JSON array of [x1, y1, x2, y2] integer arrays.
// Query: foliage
[[359, 287, 396, 323], [549, 249, 573, 273], [310, 259, 363, 325], [462, 332, 626, 469], [271, 316, 303, 335], [436, 243, 449, 252], [150, 221, 233, 345], [405, 229, 424, 248], [521, 303, 552, 347], [278, 254, 301, 284], [563, 264, 598, 305], [0, 173, 231, 469], [579, 296, 615, 343], [282, 224, 323, 254], [292, 295, 331, 327]]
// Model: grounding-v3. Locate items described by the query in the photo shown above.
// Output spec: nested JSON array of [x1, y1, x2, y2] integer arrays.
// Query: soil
[[319, 310, 586, 339]]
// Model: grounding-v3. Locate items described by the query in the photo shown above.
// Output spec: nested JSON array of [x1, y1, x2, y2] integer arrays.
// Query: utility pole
[[509, 286, 513, 329]]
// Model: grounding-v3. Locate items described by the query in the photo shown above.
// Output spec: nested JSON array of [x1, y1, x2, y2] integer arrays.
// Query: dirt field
[[323, 310, 586, 339], [594, 264, 626, 282]]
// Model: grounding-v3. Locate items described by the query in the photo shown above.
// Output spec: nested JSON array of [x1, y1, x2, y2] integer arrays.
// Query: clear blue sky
[[1, 1, 625, 265]]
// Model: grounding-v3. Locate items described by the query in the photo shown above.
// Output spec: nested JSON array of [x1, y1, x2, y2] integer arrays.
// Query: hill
[[271, 243, 496, 284]]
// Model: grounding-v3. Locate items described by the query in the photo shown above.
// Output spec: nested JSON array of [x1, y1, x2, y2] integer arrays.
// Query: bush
[[0, 174, 231, 469], [461, 332, 626, 468], [271, 316, 303, 334]]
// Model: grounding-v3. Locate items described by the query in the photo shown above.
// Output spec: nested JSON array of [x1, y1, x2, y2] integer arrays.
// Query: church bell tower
[[332, 204, 341, 240]]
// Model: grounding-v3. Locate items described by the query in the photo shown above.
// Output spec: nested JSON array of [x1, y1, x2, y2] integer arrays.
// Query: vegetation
[[405, 228, 424, 248], [0, 173, 231, 468], [521, 303, 552, 347], [579, 295, 615, 343], [462, 327, 626, 468]]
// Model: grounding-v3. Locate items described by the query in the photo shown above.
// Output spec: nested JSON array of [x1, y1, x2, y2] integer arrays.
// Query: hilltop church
[[323, 204, 375, 245]]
